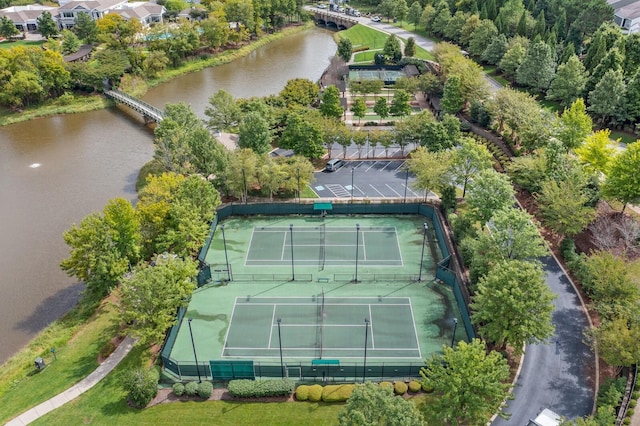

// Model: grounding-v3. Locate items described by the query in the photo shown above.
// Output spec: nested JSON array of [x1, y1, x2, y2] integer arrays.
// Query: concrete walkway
[[6, 336, 136, 426]]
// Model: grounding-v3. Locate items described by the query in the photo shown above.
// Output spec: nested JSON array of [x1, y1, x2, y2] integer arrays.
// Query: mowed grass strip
[[336, 24, 390, 51], [0, 297, 120, 424]]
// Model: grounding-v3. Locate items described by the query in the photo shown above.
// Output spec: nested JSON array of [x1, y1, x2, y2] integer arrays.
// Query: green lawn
[[0, 40, 44, 49], [337, 24, 391, 51], [0, 298, 121, 424]]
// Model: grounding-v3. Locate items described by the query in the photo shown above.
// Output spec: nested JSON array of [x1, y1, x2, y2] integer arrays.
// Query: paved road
[[312, 159, 425, 199], [492, 256, 595, 424]]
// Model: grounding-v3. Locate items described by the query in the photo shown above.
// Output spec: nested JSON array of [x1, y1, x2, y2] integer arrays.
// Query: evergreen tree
[[394, 0, 409, 25], [555, 10, 567, 40], [516, 11, 528, 37], [73, 12, 98, 43], [533, 10, 546, 38], [319, 85, 344, 119], [441, 75, 464, 114], [583, 33, 606, 72], [588, 69, 627, 126], [516, 40, 556, 92], [586, 47, 624, 94], [431, 0, 452, 37], [468, 19, 498, 57], [499, 43, 526, 79], [404, 37, 416, 57], [383, 34, 402, 63], [482, 34, 509, 65], [559, 42, 575, 64], [623, 34, 640, 77], [626, 72, 640, 123], [486, 0, 497, 20], [337, 38, 352, 63], [546, 55, 587, 107], [407, 1, 423, 30], [36, 11, 58, 39], [0, 16, 19, 38]]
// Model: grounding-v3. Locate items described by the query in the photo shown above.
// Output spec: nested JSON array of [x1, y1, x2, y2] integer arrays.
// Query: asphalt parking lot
[[312, 160, 425, 199]]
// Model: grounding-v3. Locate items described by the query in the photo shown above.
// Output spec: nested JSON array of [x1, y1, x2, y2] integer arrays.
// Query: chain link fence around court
[[161, 202, 475, 382], [160, 359, 425, 383]]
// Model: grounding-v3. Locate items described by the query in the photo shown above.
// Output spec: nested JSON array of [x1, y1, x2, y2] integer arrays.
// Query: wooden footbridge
[[105, 89, 164, 123]]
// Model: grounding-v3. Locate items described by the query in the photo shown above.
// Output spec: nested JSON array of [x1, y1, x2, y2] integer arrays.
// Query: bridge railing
[[106, 89, 164, 119]]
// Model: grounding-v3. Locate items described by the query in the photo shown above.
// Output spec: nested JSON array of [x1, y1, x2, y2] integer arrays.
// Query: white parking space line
[[380, 162, 394, 171], [390, 161, 406, 171], [365, 161, 379, 171], [369, 184, 385, 197], [385, 184, 402, 197], [405, 185, 420, 197], [353, 185, 366, 196]]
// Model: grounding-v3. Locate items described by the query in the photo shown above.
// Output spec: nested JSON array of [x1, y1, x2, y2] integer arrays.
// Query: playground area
[[163, 213, 468, 380]]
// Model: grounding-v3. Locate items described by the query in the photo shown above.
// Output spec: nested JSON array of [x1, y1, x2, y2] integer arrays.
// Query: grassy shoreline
[[0, 22, 315, 127]]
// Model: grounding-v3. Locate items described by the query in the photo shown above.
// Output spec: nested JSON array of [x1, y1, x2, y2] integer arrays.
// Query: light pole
[[403, 166, 409, 203], [418, 223, 428, 282], [354, 224, 360, 283], [451, 318, 458, 348], [297, 167, 301, 204], [241, 168, 247, 204], [187, 318, 201, 382], [221, 224, 231, 282], [290, 224, 295, 281], [351, 168, 354, 203], [277, 318, 284, 379], [363, 318, 369, 383]]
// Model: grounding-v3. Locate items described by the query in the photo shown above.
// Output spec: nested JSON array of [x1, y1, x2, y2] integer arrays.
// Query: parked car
[[325, 159, 346, 172], [371, 16, 381, 22]]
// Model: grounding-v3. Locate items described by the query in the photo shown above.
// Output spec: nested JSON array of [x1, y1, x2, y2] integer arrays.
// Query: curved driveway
[[493, 256, 594, 424]]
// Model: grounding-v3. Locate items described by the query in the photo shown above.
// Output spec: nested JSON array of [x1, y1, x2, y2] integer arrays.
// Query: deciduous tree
[[407, 1, 423, 29], [389, 89, 411, 117], [279, 78, 319, 107], [450, 138, 494, 197], [37, 11, 58, 39], [557, 98, 592, 150], [205, 89, 242, 132], [471, 260, 556, 352], [602, 141, 640, 212], [120, 255, 198, 345], [338, 383, 423, 425], [574, 129, 616, 175], [441, 75, 464, 114], [407, 147, 451, 196], [350, 98, 367, 124], [238, 111, 272, 154], [466, 169, 515, 224], [337, 38, 352, 62], [536, 178, 596, 237], [374, 97, 389, 124], [0, 16, 19, 38], [546, 55, 587, 107], [420, 339, 510, 425], [73, 12, 98, 43], [516, 40, 555, 92], [588, 69, 627, 126]]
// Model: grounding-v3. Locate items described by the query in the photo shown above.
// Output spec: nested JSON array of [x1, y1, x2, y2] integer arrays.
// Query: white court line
[[280, 232, 287, 261], [368, 184, 386, 197], [394, 225, 404, 266], [408, 299, 422, 358], [267, 304, 276, 349], [244, 228, 257, 267], [385, 184, 403, 197], [368, 304, 375, 349], [361, 231, 367, 261], [224, 346, 420, 351], [237, 302, 411, 306], [221, 297, 240, 357]]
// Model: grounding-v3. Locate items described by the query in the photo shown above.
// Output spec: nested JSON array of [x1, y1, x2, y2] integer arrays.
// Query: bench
[[317, 277, 330, 283]]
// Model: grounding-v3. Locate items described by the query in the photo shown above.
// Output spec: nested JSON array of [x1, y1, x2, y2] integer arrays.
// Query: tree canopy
[[338, 383, 424, 426]]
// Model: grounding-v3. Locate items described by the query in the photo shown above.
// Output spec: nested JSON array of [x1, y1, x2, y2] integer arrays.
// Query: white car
[[317, 3, 327, 8], [371, 16, 381, 22]]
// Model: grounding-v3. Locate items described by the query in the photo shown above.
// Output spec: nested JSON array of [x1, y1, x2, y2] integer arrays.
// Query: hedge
[[295, 385, 310, 401], [228, 379, 295, 398], [408, 381, 421, 393], [322, 384, 355, 402], [308, 384, 323, 402], [394, 381, 408, 395], [380, 381, 393, 390]]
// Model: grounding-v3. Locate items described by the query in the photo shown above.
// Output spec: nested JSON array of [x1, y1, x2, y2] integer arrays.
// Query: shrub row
[[172, 381, 213, 399], [227, 379, 295, 398], [295, 381, 423, 401]]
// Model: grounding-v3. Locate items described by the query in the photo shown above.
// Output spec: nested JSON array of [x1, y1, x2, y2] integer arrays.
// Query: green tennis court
[[348, 69, 406, 82], [223, 296, 420, 359], [246, 225, 402, 267]]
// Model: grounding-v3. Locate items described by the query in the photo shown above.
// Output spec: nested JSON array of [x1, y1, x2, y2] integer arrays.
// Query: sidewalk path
[[6, 336, 136, 426]]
